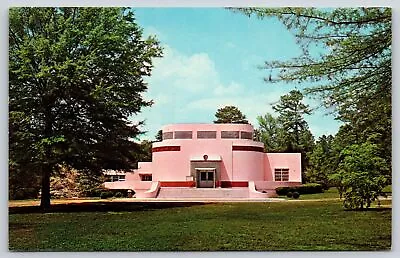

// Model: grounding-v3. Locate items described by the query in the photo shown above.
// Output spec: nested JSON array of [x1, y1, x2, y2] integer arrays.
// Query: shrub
[[286, 192, 293, 198], [114, 192, 123, 198], [300, 183, 324, 194], [292, 192, 300, 199], [85, 188, 103, 197], [275, 183, 323, 196], [100, 191, 114, 199]]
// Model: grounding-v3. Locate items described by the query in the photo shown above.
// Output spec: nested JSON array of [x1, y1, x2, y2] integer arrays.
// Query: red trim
[[232, 145, 264, 153], [160, 181, 195, 187], [159, 181, 249, 188], [220, 181, 249, 188], [152, 146, 181, 152]]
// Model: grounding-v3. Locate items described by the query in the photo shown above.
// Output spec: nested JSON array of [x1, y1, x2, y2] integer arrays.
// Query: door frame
[[195, 168, 216, 188]]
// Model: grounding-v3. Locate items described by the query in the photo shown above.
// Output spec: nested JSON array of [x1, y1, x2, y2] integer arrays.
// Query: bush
[[292, 192, 300, 199], [114, 192, 123, 198], [286, 192, 293, 198], [276, 183, 323, 196], [100, 191, 114, 199], [85, 188, 103, 197], [9, 187, 40, 200]]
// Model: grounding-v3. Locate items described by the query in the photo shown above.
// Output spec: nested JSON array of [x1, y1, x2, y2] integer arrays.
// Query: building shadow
[[9, 201, 210, 214]]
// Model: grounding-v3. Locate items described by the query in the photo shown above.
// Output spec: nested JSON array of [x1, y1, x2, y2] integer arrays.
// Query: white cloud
[[135, 43, 339, 141], [148, 46, 219, 93]]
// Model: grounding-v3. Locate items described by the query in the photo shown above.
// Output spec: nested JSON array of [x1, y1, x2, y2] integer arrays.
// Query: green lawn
[[9, 199, 391, 251]]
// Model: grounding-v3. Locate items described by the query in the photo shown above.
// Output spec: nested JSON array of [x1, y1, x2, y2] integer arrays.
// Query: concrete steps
[[157, 187, 250, 199]]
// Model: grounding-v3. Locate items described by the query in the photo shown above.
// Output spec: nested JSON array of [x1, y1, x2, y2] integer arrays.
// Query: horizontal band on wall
[[159, 181, 249, 188], [152, 146, 181, 152], [232, 146, 264, 153], [220, 181, 249, 187], [160, 181, 195, 187]]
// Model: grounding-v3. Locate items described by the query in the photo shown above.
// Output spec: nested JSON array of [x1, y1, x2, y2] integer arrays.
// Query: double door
[[196, 168, 216, 188]]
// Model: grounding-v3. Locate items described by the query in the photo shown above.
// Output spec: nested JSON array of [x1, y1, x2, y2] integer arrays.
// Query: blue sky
[[132, 8, 343, 141]]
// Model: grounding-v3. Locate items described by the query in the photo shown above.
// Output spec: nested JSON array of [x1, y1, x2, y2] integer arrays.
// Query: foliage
[[114, 192, 123, 198], [214, 105, 249, 124], [9, 7, 162, 208], [100, 191, 114, 199], [333, 142, 388, 210], [306, 134, 338, 188], [138, 140, 153, 162], [273, 90, 312, 149], [155, 130, 163, 142], [9, 165, 41, 200], [50, 165, 80, 199], [234, 7, 391, 204], [258, 91, 314, 180], [256, 113, 285, 152], [234, 8, 391, 118], [286, 192, 293, 198], [292, 192, 300, 199], [276, 183, 323, 196], [9, 201, 391, 251], [76, 170, 105, 197]]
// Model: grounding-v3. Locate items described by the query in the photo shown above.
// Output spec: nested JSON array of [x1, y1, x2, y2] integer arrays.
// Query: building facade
[[104, 123, 302, 198]]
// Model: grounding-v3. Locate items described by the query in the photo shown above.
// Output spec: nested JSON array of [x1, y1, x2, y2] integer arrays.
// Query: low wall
[[248, 181, 277, 198], [135, 182, 160, 198]]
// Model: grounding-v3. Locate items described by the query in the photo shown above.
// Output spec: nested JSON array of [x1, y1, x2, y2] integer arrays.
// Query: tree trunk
[[40, 167, 51, 209]]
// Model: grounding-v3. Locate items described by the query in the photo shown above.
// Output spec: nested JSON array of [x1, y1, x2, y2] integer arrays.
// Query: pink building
[[104, 123, 302, 198]]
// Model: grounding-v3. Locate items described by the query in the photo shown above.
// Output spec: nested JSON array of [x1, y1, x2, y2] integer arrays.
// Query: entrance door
[[196, 168, 216, 188]]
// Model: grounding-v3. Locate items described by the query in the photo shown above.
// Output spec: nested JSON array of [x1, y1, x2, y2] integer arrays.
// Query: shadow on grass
[[344, 207, 392, 212], [9, 201, 209, 214]]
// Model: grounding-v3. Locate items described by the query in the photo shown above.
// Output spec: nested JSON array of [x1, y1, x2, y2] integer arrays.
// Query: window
[[197, 131, 217, 139], [141, 175, 152, 181], [117, 175, 126, 181], [105, 175, 126, 182], [174, 131, 192, 139], [162, 132, 173, 140], [274, 168, 289, 181], [221, 131, 239, 139], [240, 131, 253, 139]]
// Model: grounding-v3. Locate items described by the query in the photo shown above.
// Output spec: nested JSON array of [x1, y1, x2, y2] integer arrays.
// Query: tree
[[155, 129, 163, 142], [333, 142, 388, 210], [233, 8, 390, 112], [272, 90, 312, 150], [256, 113, 285, 152], [214, 106, 249, 124], [270, 90, 314, 181], [9, 7, 162, 208], [306, 134, 337, 189], [233, 7, 391, 179]]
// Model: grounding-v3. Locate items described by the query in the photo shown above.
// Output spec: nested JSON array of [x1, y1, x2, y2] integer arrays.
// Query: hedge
[[275, 183, 323, 196]]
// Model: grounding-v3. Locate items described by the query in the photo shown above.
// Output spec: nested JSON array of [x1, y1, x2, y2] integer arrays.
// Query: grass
[[9, 198, 391, 251]]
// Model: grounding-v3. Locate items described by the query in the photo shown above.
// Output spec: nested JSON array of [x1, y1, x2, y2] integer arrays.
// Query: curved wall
[[152, 123, 263, 183]]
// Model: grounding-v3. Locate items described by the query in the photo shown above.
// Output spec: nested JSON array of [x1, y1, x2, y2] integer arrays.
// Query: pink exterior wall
[[265, 153, 302, 182], [152, 124, 263, 183], [232, 143, 265, 181]]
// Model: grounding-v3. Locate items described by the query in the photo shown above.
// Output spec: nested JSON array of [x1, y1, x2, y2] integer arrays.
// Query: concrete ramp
[[157, 187, 250, 199]]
